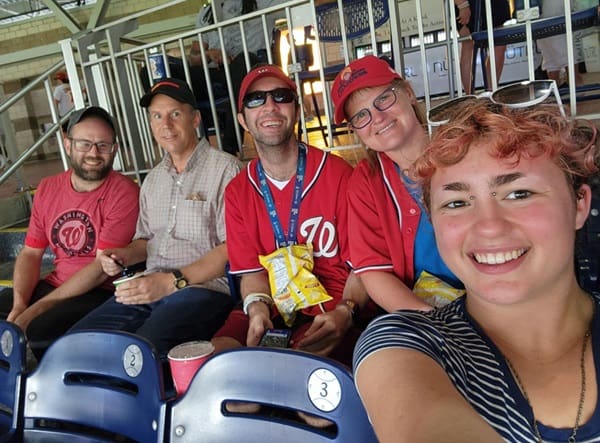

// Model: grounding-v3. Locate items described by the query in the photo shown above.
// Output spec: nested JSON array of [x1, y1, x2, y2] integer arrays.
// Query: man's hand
[[6, 303, 27, 324], [206, 49, 225, 66], [8, 297, 56, 332], [114, 272, 173, 305], [295, 306, 352, 356], [189, 40, 204, 66], [457, 7, 470, 27], [9, 304, 39, 332], [246, 302, 273, 347], [99, 249, 127, 276]]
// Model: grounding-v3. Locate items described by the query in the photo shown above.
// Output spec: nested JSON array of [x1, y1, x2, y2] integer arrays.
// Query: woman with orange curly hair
[[354, 99, 600, 442]]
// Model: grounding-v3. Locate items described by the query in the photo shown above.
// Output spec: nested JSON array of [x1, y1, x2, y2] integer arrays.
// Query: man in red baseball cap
[[55, 71, 68, 82], [212, 64, 367, 369], [53, 70, 73, 123]]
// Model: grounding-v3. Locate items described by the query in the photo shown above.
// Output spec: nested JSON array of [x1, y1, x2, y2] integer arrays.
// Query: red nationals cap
[[238, 64, 297, 111], [331, 56, 402, 124]]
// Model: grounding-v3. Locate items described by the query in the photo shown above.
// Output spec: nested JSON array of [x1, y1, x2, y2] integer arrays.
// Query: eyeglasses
[[68, 138, 116, 154], [348, 87, 399, 130], [243, 88, 297, 109], [427, 80, 566, 126]]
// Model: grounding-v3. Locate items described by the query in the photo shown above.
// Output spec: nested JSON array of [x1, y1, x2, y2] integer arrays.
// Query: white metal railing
[[58, 0, 408, 166], [0, 0, 598, 190]]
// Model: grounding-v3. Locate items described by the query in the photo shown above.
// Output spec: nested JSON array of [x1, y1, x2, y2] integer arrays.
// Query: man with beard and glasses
[[211, 65, 369, 372], [0, 106, 139, 360]]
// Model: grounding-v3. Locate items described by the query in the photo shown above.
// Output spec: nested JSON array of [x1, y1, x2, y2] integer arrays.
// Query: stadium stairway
[[0, 191, 53, 290]]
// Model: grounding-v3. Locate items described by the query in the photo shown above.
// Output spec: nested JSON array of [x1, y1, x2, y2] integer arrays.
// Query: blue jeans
[[70, 287, 234, 359]]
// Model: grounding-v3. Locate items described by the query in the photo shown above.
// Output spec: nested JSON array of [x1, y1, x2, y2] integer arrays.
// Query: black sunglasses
[[243, 88, 297, 109]]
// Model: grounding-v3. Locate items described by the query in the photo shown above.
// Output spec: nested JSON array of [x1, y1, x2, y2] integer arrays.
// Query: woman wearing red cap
[[331, 56, 462, 313]]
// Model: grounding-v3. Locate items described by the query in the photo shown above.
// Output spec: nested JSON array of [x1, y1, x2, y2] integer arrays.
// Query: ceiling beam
[[87, 0, 111, 29], [39, 0, 82, 33], [0, 14, 195, 67], [0, 6, 19, 17]]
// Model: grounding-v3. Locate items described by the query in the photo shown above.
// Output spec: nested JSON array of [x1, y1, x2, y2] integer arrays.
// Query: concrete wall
[[0, 0, 198, 161]]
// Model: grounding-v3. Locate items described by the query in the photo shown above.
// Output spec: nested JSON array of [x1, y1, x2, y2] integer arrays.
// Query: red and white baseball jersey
[[226, 144, 352, 315], [347, 152, 420, 284]]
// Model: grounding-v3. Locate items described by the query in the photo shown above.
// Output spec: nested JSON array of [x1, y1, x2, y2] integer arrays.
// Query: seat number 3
[[307, 368, 342, 412]]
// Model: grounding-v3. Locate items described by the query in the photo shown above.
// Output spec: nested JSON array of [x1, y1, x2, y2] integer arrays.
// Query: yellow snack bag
[[413, 270, 465, 308], [259, 244, 332, 326]]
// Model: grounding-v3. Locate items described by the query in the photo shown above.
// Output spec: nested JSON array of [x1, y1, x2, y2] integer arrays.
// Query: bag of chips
[[259, 244, 332, 326], [413, 270, 465, 308]]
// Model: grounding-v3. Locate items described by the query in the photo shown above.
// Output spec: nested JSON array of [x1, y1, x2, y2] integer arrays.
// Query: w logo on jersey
[[299, 216, 338, 258], [51, 210, 96, 257]]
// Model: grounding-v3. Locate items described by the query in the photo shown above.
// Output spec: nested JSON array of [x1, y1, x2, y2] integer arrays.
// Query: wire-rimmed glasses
[[427, 80, 566, 126]]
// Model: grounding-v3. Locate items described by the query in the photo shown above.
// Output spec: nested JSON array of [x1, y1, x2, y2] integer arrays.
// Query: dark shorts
[[213, 308, 314, 346], [214, 308, 363, 367]]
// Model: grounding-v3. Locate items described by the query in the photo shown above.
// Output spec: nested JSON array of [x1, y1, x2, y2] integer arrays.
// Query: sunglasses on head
[[243, 88, 297, 109], [427, 80, 566, 126]]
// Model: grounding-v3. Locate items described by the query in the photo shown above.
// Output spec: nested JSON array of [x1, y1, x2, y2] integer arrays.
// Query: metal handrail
[[0, 61, 64, 113], [0, 0, 194, 195], [0, 120, 66, 186], [0, 61, 68, 188]]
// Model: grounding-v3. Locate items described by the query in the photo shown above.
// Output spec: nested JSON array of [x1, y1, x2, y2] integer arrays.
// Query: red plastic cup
[[168, 340, 215, 396]]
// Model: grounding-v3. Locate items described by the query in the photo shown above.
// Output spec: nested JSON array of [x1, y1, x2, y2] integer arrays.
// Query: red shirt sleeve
[[96, 174, 140, 250], [347, 162, 394, 273]]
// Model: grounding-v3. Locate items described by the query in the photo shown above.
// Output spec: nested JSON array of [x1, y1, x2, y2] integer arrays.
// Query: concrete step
[[0, 193, 31, 230], [0, 228, 26, 287], [0, 226, 55, 288]]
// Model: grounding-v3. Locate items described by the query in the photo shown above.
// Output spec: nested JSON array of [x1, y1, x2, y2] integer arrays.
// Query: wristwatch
[[337, 299, 359, 323], [172, 270, 189, 290]]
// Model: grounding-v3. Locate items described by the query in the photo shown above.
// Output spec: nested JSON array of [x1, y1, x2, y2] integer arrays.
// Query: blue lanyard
[[257, 144, 307, 247]]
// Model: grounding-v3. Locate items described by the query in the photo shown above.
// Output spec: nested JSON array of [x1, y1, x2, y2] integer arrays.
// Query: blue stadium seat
[[22, 330, 167, 442], [0, 321, 26, 443], [576, 176, 600, 296], [315, 0, 389, 42], [167, 347, 378, 443], [471, 6, 599, 91]]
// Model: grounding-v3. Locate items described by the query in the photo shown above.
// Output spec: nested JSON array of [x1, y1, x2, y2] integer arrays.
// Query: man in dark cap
[[71, 78, 241, 360], [0, 106, 140, 359]]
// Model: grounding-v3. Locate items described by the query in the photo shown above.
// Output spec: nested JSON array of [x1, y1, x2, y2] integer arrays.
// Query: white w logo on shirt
[[299, 216, 338, 258]]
